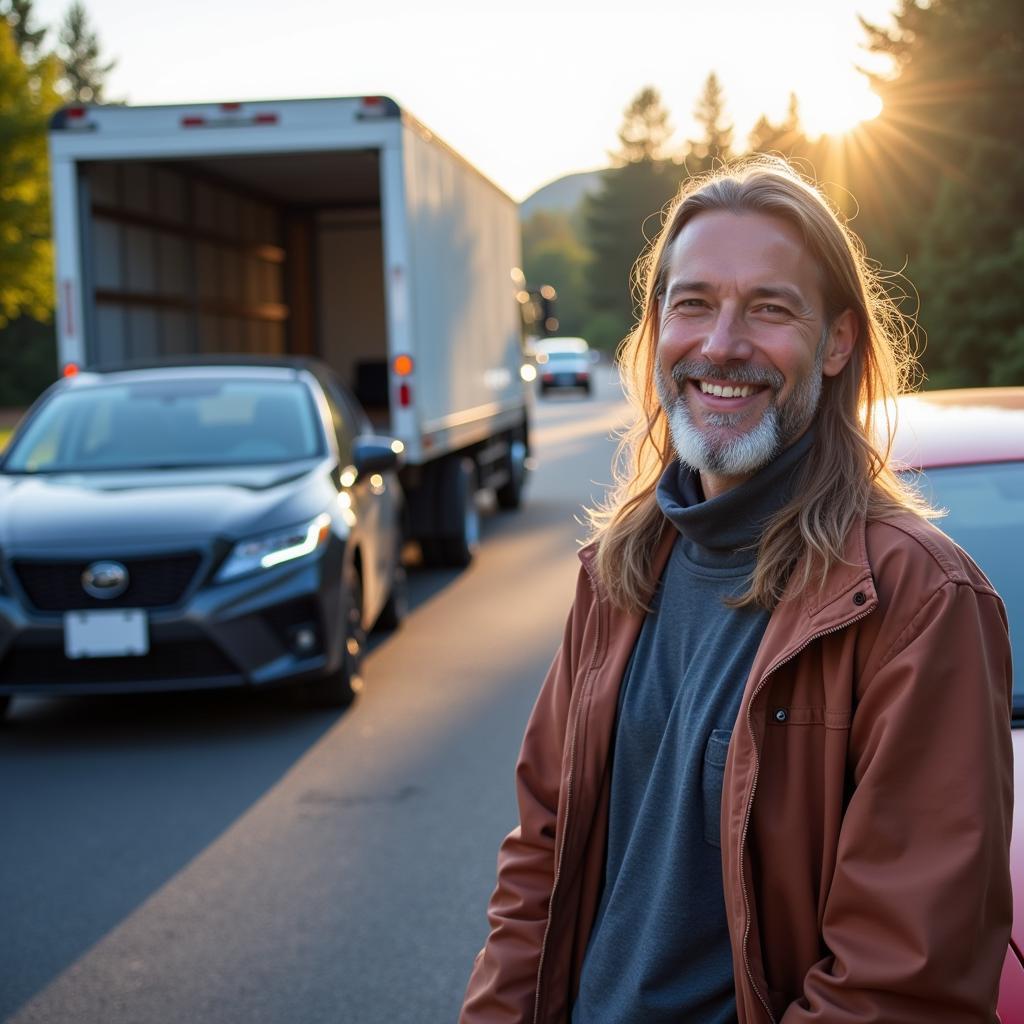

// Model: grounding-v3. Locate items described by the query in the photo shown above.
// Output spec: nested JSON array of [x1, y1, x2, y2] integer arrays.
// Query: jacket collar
[[579, 510, 878, 640]]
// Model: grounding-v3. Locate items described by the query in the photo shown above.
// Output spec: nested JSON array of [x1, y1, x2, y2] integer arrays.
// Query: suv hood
[[0, 462, 325, 552]]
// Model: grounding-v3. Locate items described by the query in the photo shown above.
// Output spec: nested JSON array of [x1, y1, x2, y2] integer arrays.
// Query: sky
[[33, 0, 899, 201]]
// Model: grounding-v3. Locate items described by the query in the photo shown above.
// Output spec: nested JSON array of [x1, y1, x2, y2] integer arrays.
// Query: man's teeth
[[698, 381, 754, 398]]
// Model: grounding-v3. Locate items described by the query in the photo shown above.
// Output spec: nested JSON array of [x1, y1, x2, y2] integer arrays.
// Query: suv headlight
[[216, 513, 332, 583]]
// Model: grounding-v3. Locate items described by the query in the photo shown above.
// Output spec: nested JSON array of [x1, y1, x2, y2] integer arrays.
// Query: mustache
[[668, 359, 784, 392]]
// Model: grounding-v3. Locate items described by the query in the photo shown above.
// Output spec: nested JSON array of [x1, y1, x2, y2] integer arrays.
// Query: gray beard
[[655, 333, 827, 478]]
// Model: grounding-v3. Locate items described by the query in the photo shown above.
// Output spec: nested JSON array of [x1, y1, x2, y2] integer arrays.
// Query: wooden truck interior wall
[[86, 160, 287, 365], [83, 151, 387, 403]]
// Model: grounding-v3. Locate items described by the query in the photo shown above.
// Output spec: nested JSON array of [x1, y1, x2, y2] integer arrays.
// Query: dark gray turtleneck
[[572, 430, 814, 1024]]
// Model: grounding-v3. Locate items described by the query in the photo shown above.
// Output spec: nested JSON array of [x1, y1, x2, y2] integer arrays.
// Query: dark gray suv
[[0, 359, 406, 717]]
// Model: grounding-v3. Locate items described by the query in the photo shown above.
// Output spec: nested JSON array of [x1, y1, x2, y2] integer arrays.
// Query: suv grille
[[12, 554, 203, 611]]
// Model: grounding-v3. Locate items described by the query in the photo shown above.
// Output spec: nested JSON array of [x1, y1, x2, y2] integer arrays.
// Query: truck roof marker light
[[63, 363, 79, 378], [221, 102, 241, 112], [360, 96, 388, 118], [181, 115, 206, 128], [398, 383, 412, 408], [254, 113, 278, 125], [67, 107, 87, 120], [392, 354, 414, 377]]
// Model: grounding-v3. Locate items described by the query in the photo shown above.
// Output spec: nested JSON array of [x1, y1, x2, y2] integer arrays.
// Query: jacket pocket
[[702, 728, 732, 847]]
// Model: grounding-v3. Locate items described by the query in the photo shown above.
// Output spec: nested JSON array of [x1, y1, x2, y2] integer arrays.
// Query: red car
[[889, 388, 1024, 1018]]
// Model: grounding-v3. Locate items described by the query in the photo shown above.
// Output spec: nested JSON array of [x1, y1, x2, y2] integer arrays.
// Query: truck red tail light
[[398, 383, 411, 408]]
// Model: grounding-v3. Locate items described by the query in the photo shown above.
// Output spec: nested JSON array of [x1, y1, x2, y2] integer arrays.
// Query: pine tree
[[57, 0, 114, 102], [748, 93, 802, 155], [859, 0, 1024, 386], [614, 86, 672, 165], [1, 0, 45, 61], [582, 87, 681, 346], [686, 72, 733, 171]]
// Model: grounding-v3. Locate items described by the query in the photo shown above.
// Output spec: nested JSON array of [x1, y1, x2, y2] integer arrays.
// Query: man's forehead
[[665, 210, 819, 285]]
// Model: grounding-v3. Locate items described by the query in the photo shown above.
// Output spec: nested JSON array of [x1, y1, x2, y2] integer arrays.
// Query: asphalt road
[[0, 366, 630, 1024]]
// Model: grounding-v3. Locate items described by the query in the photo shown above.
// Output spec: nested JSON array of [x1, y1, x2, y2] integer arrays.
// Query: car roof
[[60, 356, 324, 389], [889, 387, 1024, 470], [535, 337, 589, 353]]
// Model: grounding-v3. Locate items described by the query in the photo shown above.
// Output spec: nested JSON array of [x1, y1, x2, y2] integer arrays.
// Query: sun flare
[[798, 75, 883, 139]]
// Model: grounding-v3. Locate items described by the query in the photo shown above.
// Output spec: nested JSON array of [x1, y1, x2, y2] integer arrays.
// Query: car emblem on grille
[[82, 561, 129, 599]]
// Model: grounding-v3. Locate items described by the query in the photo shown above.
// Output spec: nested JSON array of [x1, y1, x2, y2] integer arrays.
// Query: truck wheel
[[495, 438, 527, 510], [304, 570, 363, 707], [441, 457, 480, 567]]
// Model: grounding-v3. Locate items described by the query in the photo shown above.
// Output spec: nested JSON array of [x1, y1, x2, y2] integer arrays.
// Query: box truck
[[48, 95, 531, 565]]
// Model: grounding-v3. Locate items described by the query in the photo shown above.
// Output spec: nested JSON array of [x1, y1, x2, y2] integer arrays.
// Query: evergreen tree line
[[0, 0, 114, 406], [1, 0, 1020, 405], [524, 0, 1024, 388]]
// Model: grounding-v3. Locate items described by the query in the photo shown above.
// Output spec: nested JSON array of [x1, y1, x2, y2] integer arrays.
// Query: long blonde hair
[[587, 157, 930, 612]]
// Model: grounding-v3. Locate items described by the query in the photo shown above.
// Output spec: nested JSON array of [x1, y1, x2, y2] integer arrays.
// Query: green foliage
[[576, 86, 683, 347], [859, 0, 1024, 386], [521, 210, 590, 338], [0, 315, 56, 405], [580, 311, 628, 352], [1, 0, 45, 60], [0, 22, 60, 327], [582, 159, 681, 346], [57, 0, 115, 102]]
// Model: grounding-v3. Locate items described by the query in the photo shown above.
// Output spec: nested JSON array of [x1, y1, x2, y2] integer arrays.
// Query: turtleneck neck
[[655, 427, 816, 572]]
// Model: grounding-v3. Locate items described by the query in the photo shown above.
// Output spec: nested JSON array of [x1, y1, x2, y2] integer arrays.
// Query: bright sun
[[798, 75, 884, 138]]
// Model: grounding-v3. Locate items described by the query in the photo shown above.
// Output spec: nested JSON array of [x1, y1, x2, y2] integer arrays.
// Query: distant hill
[[519, 169, 607, 221]]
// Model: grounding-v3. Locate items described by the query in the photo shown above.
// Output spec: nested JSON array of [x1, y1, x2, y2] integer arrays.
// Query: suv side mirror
[[353, 435, 403, 477]]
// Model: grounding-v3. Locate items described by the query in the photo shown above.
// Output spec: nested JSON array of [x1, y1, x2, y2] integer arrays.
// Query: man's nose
[[701, 310, 751, 364]]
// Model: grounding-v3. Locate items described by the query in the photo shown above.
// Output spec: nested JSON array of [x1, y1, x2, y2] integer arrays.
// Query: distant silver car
[[536, 337, 594, 397]]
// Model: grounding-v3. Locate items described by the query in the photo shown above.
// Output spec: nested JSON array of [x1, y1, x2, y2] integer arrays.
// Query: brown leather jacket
[[461, 511, 1013, 1023]]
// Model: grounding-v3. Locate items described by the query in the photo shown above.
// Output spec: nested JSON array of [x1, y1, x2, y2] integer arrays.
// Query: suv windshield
[[912, 462, 1023, 707], [4, 378, 324, 472]]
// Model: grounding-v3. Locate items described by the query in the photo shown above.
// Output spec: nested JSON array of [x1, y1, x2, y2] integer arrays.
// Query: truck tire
[[304, 570, 363, 707], [440, 457, 480, 567], [495, 437, 527, 510]]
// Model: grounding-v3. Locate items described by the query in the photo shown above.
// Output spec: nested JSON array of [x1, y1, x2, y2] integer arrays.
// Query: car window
[[4, 379, 325, 472], [318, 372, 373, 464], [910, 462, 1023, 703]]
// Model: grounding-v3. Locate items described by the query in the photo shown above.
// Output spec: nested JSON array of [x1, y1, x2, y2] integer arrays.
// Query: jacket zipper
[[738, 603, 873, 1024], [532, 588, 605, 1024]]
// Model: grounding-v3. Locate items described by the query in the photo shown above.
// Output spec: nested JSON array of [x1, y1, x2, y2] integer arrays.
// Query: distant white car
[[535, 337, 595, 397]]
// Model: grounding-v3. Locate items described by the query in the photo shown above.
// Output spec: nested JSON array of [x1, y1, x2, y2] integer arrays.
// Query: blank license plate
[[64, 610, 149, 659]]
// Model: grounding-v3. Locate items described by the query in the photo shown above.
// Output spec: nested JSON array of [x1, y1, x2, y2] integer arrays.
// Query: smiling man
[[461, 160, 1013, 1023]]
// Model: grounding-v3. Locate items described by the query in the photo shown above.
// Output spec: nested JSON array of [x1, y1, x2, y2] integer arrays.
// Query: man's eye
[[757, 304, 790, 316], [676, 298, 707, 309]]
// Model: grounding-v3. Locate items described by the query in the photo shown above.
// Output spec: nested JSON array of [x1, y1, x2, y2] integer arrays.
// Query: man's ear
[[822, 308, 858, 378]]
